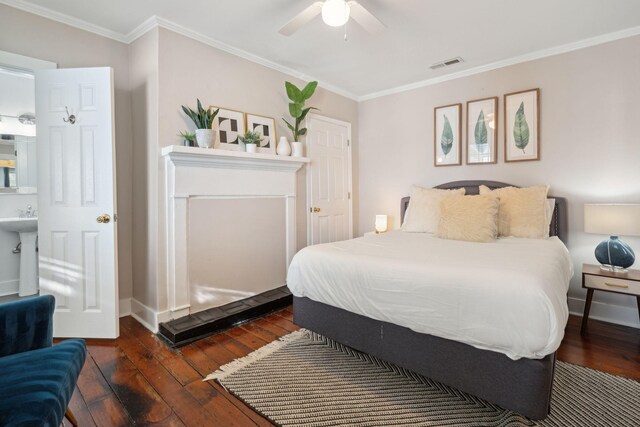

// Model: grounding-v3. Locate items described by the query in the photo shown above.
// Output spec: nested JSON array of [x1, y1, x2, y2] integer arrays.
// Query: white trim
[[568, 296, 640, 329], [119, 297, 131, 317], [306, 114, 354, 245], [3, 1, 640, 102], [0, 0, 129, 43], [0, 279, 19, 297], [359, 25, 640, 101], [0, 50, 56, 71], [130, 298, 160, 333]]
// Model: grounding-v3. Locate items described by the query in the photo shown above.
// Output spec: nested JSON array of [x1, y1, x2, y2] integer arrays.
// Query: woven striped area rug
[[205, 330, 640, 426]]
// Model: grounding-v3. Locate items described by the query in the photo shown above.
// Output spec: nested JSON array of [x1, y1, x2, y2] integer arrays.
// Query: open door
[[35, 67, 119, 338]]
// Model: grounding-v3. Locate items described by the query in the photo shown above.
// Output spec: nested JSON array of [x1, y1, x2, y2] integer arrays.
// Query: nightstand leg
[[581, 289, 594, 335]]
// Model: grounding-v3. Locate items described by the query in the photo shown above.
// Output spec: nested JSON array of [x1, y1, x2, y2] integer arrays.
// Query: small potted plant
[[181, 99, 219, 148], [178, 130, 196, 147], [238, 130, 263, 153], [282, 80, 318, 157]]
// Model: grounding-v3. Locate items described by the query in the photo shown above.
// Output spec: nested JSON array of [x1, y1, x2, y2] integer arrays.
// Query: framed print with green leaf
[[434, 103, 462, 166], [504, 88, 539, 162], [466, 97, 497, 165]]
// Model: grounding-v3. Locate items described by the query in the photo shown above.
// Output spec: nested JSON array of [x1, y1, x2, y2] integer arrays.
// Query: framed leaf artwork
[[213, 106, 246, 151], [504, 88, 540, 162], [245, 113, 276, 154], [434, 103, 462, 167], [466, 97, 498, 165]]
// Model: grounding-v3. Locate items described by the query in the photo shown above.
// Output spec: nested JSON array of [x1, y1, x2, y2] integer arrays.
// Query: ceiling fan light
[[322, 0, 350, 27]]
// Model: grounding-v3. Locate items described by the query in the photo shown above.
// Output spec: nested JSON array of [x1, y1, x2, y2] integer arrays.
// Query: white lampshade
[[322, 0, 351, 27], [375, 215, 388, 233], [584, 204, 640, 236]]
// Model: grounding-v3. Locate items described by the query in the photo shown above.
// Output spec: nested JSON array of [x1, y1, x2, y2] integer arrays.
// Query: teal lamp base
[[594, 236, 635, 274]]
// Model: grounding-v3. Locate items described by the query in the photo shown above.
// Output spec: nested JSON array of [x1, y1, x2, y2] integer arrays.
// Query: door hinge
[[348, 192, 351, 200], [347, 139, 350, 147]]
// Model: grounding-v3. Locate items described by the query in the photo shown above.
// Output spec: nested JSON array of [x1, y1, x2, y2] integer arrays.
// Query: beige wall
[[149, 28, 359, 315], [358, 35, 640, 327], [0, 5, 134, 302], [129, 29, 159, 312]]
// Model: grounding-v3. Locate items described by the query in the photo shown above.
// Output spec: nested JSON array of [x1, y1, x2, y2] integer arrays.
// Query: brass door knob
[[313, 207, 321, 213], [96, 214, 111, 224]]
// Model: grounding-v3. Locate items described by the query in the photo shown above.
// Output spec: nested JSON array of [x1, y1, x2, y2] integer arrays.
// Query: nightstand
[[581, 263, 640, 334]]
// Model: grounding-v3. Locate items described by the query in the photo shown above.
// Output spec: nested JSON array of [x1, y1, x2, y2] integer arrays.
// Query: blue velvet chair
[[0, 295, 87, 427]]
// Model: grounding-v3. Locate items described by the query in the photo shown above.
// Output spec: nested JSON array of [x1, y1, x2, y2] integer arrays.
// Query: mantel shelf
[[161, 145, 309, 171]]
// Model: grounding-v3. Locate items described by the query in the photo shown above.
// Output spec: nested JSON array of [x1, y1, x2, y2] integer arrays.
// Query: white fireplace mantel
[[162, 145, 309, 320]]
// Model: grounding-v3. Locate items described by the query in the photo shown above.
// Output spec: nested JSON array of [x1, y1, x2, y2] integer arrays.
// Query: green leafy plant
[[238, 130, 264, 145], [441, 116, 453, 156], [513, 102, 530, 153], [178, 130, 196, 141], [181, 99, 219, 129], [474, 111, 488, 147], [282, 81, 318, 141]]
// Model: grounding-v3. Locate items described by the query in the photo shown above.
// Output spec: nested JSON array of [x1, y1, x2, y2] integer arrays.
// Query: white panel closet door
[[35, 67, 119, 338], [307, 115, 352, 245]]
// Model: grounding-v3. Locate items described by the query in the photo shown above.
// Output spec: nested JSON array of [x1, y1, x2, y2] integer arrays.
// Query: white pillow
[[402, 186, 466, 233], [545, 198, 556, 238]]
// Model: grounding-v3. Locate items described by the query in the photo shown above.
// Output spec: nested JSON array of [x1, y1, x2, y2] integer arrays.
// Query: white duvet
[[287, 231, 573, 360]]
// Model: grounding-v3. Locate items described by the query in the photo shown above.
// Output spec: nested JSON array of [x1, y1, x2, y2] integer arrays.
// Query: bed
[[288, 180, 571, 420]]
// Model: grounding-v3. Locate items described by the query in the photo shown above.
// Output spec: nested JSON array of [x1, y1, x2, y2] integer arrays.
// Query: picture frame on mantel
[[213, 106, 246, 151], [504, 88, 540, 162], [466, 96, 498, 165], [434, 103, 462, 166], [245, 113, 277, 155]]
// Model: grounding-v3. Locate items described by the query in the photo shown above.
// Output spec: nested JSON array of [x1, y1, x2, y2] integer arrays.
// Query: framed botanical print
[[466, 97, 498, 165], [245, 113, 276, 154], [213, 107, 245, 151], [434, 103, 462, 166], [504, 88, 540, 162]]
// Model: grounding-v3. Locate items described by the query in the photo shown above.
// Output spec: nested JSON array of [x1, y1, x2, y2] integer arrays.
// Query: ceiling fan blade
[[278, 2, 323, 36], [348, 1, 386, 35]]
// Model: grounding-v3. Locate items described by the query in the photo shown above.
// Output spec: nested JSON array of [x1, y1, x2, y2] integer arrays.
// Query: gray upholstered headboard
[[400, 180, 568, 243]]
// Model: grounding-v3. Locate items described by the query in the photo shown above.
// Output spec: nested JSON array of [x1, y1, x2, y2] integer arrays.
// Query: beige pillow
[[402, 186, 466, 233], [479, 185, 550, 238], [437, 195, 499, 243]]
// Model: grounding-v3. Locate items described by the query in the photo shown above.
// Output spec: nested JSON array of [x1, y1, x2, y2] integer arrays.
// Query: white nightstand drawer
[[584, 274, 640, 296]]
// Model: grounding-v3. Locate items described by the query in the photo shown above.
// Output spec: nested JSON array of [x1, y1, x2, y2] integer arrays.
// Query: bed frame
[[293, 181, 568, 420]]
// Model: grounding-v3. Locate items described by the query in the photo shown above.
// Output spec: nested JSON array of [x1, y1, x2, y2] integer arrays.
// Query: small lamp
[[584, 204, 640, 273], [375, 215, 388, 234]]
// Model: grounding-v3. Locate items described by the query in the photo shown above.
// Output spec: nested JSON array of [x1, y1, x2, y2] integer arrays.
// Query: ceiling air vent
[[429, 57, 464, 70]]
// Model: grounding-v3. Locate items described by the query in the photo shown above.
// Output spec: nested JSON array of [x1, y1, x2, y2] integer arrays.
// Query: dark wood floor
[[62, 309, 639, 426]]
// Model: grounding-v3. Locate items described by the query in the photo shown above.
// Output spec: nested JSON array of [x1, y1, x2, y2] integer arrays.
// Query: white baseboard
[[568, 296, 640, 329], [130, 298, 161, 333], [0, 279, 19, 297], [119, 297, 132, 317]]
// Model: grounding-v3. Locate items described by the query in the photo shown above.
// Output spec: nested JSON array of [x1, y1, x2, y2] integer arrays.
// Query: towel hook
[[63, 106, 76, 124]]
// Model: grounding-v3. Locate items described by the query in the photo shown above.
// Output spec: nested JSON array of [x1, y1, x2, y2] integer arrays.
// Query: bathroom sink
[[0, 217, 38, 297], [0, 217, 38, 233]]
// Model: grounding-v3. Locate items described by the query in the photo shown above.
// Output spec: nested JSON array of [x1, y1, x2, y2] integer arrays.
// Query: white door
[[307, 115, 352, 245], [35, 67, 119, 338]]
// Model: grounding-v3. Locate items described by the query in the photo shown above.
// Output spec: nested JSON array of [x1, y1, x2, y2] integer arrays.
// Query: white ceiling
[[4, 0, 640, 98]]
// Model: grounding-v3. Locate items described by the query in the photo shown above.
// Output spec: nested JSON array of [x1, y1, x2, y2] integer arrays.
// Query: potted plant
[[282, 80, 318, 157], [178, 130, 196, 147], [238, 130, 263, 153], [181, 99, 219, 148]]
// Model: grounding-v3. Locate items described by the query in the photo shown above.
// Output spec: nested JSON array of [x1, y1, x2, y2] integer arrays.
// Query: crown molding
[[0, 0, 129, 43], [358, 25, 640, 101], [134, 16, 361, 101], [3, 0, 640, 103]]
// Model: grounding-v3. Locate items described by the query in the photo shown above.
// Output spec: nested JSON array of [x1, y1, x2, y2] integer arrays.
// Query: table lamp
[[584, 204, 640, 273], [375, 215, 388, 234]]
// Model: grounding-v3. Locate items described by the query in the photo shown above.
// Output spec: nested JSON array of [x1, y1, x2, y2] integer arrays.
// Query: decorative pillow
[[402, 186, 466, 233], [437, 195, 499, 243], [479, 185, 550, 238]]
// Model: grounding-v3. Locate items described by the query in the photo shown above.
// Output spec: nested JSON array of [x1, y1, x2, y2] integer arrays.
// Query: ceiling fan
[[278, 0, 386, 36]]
